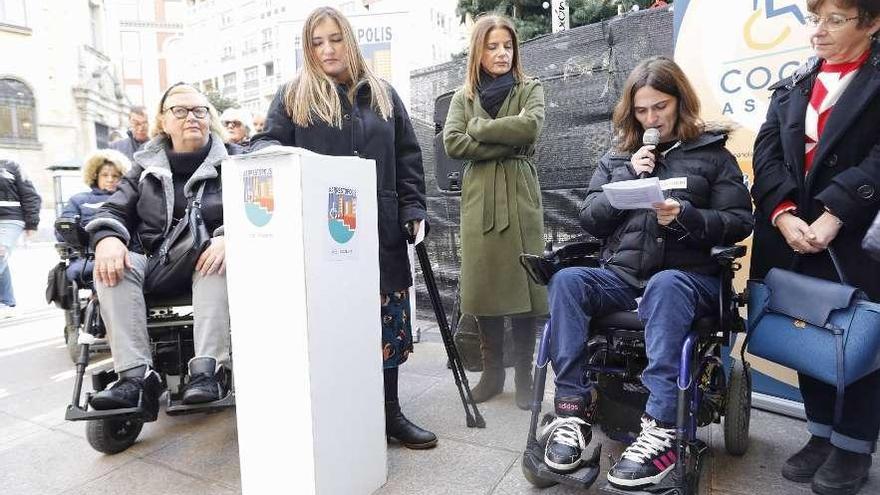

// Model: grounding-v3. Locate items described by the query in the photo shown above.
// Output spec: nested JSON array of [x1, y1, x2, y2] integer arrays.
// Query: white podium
[[222, 147, 386, 495]]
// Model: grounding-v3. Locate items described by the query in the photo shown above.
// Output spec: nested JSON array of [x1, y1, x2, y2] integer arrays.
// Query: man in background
[[109, 106, 149, 161]]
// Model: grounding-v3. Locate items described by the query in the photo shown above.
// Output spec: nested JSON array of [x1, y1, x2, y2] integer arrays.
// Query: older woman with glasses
[[86, 83, 238, 418], [751, 1, 880, 493]]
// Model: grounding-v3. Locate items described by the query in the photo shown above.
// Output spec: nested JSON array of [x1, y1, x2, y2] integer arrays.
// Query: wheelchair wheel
[[521, 457, 557, 489], [64, 323, 79, 362], [723, 359, 751, 456], [86, 417, 144, 454]]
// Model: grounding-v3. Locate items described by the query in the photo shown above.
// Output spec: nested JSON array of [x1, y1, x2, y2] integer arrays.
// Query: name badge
[[660, 177, 687, 191]]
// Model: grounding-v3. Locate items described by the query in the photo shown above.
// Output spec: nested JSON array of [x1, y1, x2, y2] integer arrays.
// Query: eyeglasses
[[223, 120, 242, 128], [804, 13, 860, 31], [165, 106, 209, 119]]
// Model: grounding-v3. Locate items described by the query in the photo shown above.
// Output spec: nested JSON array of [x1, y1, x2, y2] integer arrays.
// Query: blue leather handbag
[[745, 248, 880, 423]]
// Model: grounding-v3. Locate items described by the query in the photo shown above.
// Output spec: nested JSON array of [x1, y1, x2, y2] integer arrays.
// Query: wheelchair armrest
[[544, 239, 602, 259], [520, 240, 602, 286], [54, 216, 89, 250], [519, 254, 556, 286], [710, 245, 747, 263]]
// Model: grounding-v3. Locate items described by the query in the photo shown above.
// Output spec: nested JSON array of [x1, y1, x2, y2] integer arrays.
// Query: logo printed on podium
[[243, 168, 274, 227], [328, 186, 357, 244]]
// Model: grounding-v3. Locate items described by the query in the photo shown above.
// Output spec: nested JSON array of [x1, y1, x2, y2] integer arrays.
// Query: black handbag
[[46, 262, 73, 309], [144, 182, 211, 297], [745, 248, 880, 423]]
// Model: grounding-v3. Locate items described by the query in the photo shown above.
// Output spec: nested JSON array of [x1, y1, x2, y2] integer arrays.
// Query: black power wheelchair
[[518, 240, 752, 495], [55, 217, 235, 455], [52, 216, 108, 362]]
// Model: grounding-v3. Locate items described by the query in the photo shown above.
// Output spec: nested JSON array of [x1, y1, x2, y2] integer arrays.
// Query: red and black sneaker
[[607, 416, 677, 489]]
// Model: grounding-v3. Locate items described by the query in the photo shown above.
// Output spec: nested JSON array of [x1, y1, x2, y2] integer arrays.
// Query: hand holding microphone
[[631, 127, 660, 178]]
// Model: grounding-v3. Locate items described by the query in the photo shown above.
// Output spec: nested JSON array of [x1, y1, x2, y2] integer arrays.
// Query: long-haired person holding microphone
[[538, 57, 753, 489], [249, 6, 435, 449], [443, 14, 547, 411]]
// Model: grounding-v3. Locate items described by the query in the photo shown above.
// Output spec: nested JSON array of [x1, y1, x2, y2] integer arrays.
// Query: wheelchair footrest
[[599, 478, 687, 495], [65, 402, 154, 422], [522, 439, 602, 489], [165, 391, 235, 416]]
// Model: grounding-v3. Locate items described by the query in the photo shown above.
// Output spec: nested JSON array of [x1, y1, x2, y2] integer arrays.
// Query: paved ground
[[1, 304, 878, 494], [0, 237, 877, 494]]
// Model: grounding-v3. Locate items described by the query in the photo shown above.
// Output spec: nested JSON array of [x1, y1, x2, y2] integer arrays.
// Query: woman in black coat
[[250, 6, 435, 450], [751, 2, 880, 493]]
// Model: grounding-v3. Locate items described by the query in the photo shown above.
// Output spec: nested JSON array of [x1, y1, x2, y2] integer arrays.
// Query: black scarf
[[478, 69, 515, 119], [166, 136, 212, 220]]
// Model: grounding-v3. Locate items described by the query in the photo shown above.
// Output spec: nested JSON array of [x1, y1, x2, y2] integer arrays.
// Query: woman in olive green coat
[[443, 14, 547, 410]]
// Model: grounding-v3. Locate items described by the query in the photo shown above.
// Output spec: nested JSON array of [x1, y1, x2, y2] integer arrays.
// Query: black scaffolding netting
[[411, 8, 674, 314]]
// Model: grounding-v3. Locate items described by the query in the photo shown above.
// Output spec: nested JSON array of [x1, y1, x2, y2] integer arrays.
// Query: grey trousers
[[95, 252, 230, 374]]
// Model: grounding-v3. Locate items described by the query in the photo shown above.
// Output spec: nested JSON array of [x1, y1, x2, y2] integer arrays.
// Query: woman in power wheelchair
[[65, 83, 237, 454], [519, 57, 754, 494], [58, 149, 129, 281], [51, 149, 128, 361]]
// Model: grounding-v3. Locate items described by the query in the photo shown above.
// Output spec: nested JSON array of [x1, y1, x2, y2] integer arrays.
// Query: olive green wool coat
[[443, 78, 548, 317]]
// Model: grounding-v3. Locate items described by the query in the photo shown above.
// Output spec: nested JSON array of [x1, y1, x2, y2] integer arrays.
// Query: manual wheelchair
[[518, 240, 752, 495], [57, 217, 235, 455]]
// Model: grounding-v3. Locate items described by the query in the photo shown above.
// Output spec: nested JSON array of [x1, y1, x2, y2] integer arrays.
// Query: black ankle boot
[[182, 357, 227, 405], [811, 447, 872, 495], [783, 436, 833, 483], [471, 317, 505, 403], [514, 365, 533, 410], [385, 400, 438, 449], [512, 318, 536, 410], [90, 367, 162, 421]]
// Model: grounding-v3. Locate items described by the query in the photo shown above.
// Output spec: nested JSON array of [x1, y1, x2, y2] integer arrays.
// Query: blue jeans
[[0, 221, 24, 307], [800, 369, 880, 454], [548, 267, 719, 424]]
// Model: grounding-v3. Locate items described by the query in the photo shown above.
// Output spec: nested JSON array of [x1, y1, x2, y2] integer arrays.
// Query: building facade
[[180, 0, 466, 117], [103, 0, 186, 111], [0, 0, 130, 202]]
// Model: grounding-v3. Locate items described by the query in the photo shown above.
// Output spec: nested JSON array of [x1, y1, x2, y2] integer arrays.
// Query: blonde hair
[[284, 6, 392, 128], [151, 83, 225, 140], [463, 15, 527, 100], [82, 149, 131, 187]]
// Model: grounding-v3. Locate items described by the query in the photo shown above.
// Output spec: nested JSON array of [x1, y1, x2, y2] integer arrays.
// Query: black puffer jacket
[[250, 79, 427, 293], [581, 130, 754, 288], [0, 159, 41, 230], [87, 134, 235, 255]]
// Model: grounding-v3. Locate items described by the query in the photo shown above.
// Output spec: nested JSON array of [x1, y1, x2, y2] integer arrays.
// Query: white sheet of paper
[[414, 219, 427, 246], [602, 177, 665, 210]]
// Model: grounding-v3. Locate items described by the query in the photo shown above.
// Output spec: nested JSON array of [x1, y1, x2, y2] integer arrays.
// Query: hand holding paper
[[601, 177, 665, 210]]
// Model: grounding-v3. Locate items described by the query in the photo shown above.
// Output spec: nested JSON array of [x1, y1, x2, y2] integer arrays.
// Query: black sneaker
[[181, 357, 227, 404], [90, 368, 162, 414], [541, 396, 593, 472], [607, 416, 677, 489]]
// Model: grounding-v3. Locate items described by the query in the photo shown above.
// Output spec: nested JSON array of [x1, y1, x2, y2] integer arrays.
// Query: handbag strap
[[156, 181, 209, 261], [191, 181, 207, 210], [792, 247, 849, 285]]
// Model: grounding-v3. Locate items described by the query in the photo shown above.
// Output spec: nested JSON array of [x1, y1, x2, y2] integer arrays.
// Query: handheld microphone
[[640, 128, 661, 179]]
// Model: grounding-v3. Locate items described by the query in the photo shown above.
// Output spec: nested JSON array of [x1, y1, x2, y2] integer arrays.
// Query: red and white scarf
[[770, 50, 869, 224], [804, 50, 870, 173]]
